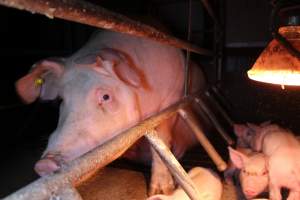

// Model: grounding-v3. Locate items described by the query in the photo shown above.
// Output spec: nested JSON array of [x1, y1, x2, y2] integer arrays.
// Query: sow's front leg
[[149, 120, 175, 196]]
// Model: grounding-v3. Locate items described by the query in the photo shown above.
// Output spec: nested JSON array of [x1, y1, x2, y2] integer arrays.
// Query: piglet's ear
[[233, 124, 248, 137], [16, 59, 64, 104], [260, 120, 271, 127], [246, 123, 261, 133], [228, 147, 248, 169]]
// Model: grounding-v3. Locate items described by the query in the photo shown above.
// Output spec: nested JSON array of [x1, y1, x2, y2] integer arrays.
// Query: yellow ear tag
[[35, 78, 44, 87]]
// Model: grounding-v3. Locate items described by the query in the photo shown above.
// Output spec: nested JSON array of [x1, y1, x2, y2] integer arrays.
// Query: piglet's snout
[[34, 153, 62, 176], [244, 189, 257, 198]]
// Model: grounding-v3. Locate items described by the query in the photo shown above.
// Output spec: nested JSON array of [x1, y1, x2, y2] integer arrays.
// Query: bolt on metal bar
[[178, 108, 227, 171], [145, 129, 201, 200], [194, 97, 234, 145], [3, 95, 194, 200], [0, 0, 213, 56], [204, 90, 234, 126]]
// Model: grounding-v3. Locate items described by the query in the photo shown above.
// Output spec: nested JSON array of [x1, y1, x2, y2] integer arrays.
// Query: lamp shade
[[247, 26, 300, 86]]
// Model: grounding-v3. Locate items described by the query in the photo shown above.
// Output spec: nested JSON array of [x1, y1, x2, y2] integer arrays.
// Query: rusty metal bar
[[178, 108, 227, 171], [194, 97, 234, 145], [200, 0, 220, 27], [0, 0, 213, 56], [145, 129, 201, 200], [204, 90, 234, 126], [3, 96, 194, 200]]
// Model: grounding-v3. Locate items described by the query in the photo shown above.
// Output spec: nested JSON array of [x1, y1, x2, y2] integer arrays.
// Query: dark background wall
[[1, 0, 300, 197], [222, 0, 300, 131]]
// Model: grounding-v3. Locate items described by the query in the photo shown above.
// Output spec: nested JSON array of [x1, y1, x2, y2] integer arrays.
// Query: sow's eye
[[95, 88, 113, 107], [98, 93, 112, 106], [102, 94, 110, 101]]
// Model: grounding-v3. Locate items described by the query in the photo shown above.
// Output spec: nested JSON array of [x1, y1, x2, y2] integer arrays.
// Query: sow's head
[[16, 52, 144, 176]]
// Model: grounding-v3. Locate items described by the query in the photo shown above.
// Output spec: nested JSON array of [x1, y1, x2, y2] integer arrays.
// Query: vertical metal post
[[145, 129, 201, 200], [184, 0, 193, 96], [216, 0, 225, 82]]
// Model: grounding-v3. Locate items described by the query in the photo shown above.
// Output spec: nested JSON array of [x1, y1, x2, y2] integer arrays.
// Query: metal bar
[[145, 129, 201, 200], [216, 0, 225, 82], [58, 186, 83, 200], [200, 0, 220, 27], [184, 52, 191, 97], [178, 109, 227, 171], [194, 97, 234, 145], [204, 90, 234, 126], [0, 0, 213, 56], [184, 0, 192, 96], [211, 85, 232, 112], [3, 95, 193, 200]]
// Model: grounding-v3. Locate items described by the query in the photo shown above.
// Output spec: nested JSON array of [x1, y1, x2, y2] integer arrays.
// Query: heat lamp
[[247, 3, 300, 88]]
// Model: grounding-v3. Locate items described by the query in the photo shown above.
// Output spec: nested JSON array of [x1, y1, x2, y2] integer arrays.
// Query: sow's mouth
[[34, 153, 65, 176]]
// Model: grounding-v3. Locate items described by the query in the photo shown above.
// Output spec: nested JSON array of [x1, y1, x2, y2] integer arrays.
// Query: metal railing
[[0, 1, 232, 199], [0, 0, 213, 56], [3, 93, 232, 200]]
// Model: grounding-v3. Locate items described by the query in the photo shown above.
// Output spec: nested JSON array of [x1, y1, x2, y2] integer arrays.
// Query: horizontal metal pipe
[[145, 129, 201, 200], [178, 108, 227, 171], [0, 0, 212, 55], [194, 97, 234, 145], [3, 96, 193, 200]]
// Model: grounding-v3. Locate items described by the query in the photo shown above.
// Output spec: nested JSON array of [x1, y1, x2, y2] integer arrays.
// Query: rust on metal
[[0, 0, 212, 55], [145, 129, 201, 200]]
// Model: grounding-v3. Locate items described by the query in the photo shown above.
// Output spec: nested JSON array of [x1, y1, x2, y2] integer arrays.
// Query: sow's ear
[[15, 58, 64, 104], [100, 48, 150, 89]]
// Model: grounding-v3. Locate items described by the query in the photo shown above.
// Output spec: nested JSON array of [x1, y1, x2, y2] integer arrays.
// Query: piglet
[[228, 147, 269, 199], [233, 121, 271, 149], [147, 167, 223, 200], [224, 147, 253, 184], [246, 124, 300, 200]]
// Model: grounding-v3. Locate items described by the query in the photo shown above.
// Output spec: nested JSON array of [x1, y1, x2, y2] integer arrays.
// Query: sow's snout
[[34, 153, 63, 176]]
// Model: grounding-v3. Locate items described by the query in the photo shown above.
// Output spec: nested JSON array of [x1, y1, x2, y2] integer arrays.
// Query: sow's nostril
[[34, 158, 60, 176]]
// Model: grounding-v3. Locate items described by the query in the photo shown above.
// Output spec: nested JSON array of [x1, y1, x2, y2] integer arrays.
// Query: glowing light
[[247, 26, 300, 86]]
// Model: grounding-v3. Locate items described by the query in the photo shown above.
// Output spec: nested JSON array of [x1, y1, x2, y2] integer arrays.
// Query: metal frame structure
[[0, 1, 233, 200], [3, 94, 230, 200]]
